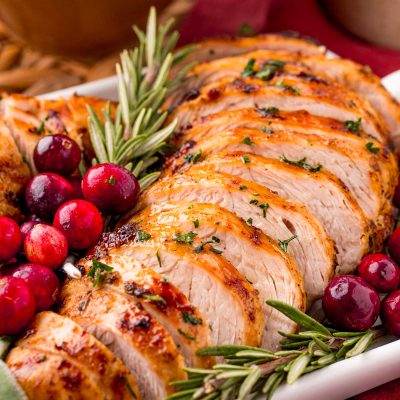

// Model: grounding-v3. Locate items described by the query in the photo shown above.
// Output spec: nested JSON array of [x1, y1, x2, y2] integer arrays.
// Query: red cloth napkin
[[178, 0, 400, 398]]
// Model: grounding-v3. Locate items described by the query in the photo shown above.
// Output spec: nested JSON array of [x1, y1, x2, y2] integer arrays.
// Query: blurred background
[[0, 0, 399, 94]]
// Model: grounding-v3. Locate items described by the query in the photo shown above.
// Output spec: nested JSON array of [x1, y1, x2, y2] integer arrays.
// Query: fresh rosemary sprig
[[168, 300, 384, 400], [87, 7, 196, 190]]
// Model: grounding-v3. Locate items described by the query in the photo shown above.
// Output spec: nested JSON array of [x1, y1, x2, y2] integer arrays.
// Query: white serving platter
[[40, 71, 400, 400]]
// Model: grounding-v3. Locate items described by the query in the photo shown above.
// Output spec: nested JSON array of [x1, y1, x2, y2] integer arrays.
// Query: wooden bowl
[[323, 0, 400, 51], [0, 0, 172, 57]]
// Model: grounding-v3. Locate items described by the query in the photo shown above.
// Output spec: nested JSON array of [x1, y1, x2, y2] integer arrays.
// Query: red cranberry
[[381, 290, 400, 336], [0, 276, 35, 335], [0, 216, 22, 262], [24, 224, 68, 269], [34, 134, 81, 176], [82, 163, 140, 213], [68, 176, 83, 199], [388, 228, 400, 264], [322, 275, 380, 331], [358, 254, 400, 292], [25, 173, 75, 220], [10, 264, 59, 311], [53, 200, 103, 250], [394, 179, 400, 208], [20, 220, 42, 241]]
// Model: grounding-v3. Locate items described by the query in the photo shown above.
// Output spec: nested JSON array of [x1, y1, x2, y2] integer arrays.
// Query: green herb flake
[[281, 155, 322, 172], [122, 376, 138, 399], [177, 328, 196, 341], [194, 236, 221, 253], [249, 199, 259, 205], [261, 126, 275, 134], [88, 259, 114, 287], [37, 355, 47, 362], [209, 247, 223, 254], [278, 235, 298, 253], [275, 79, 300, 95], [156, 250, 162, 268], [259, 203, 270, 218], [255, 60, 285, 81], [237, 22, 255, 37], [241, 155, 251, 164], [193, 219, 200, 228], [241, 58, 256, 77], [143, 294, 167, 304], [247, 217, 253, 226], [174, 231, 197, 244], [182, 311, 203, 325], [136, 230, 152, 242], [257, 106, 279, 117], [183, 149, 203, 164], [344, 118, 362, 135], [37, 120, 45, 134], [239, 184, 248, 190], [241, 136, 255, 146], [366, 142, 380, 153]]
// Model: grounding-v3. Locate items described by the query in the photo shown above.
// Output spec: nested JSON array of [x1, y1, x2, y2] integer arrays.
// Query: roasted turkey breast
[[170, 49, 400, 146], [0, 94, 107, 171], [164, 127, 389, 241], [75, 255, 211, 368], [59, 279, 186, 400], [91, 226, 264, 348], [129, 201, 305, 350], [6, 312, 141, 400], [194, 153, 371, 275], [176, 33, 326, 72], [0, 118, 30, 221], [169, 76, 388, 141], [134, 167, 335, 304]]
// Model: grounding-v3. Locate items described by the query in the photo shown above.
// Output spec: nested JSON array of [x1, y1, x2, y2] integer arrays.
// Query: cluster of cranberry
[[323, 239, 400, 336], [0, 134, 140, 335]]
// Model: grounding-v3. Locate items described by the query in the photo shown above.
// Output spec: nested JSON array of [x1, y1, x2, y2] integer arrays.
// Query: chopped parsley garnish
[[255, 60, 285, 81], [249, 199, 269, 217], [156, 250, 162, 268], [281, 155, 322, 172], [105, 175, 116, 185], [275, 79, 300, 95], [242, 58, 256, 77], [344, 118, 361, 135], [257, 106, 279, 117], [194, 236, 221, 253], [174, 231, 197, 244], [241, 155, 251, 164], [37, 120, 45, 134], [239, 184, 248, 190], [178, 329, 196, 341], [136, 230, 152, 242], [237, 22, 255, 37], [260, 126, 275, 134], [193, 219, 200, 228], [241, 58, 285, 81], [182, 311, 203, 325], [143, 294, 166, 304], [37, 355, 47, 362], [366, 142, 380, 153], [278, 235, 297, 252], [183, 149, 203, 164], [88, 259, 114, 287], [259, 203, 270, 218], [242, 136, 255, 146], [247, 217, 253, 226]]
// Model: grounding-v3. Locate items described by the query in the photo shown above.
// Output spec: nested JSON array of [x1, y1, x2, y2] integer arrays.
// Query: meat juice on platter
[[0, 7, 400, 400]]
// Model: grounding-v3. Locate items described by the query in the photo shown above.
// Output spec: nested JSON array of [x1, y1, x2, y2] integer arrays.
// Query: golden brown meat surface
[[6, 312, 141, 400]]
